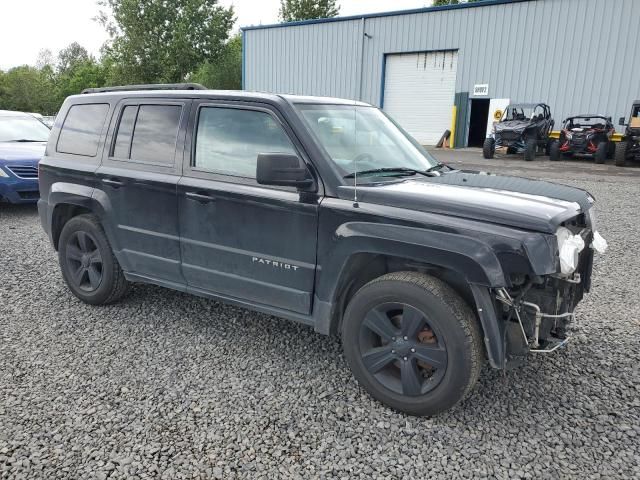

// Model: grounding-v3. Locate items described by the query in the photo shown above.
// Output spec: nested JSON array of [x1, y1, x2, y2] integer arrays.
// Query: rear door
[[96, 98, 190, 284], [177, 101, 319, 314]]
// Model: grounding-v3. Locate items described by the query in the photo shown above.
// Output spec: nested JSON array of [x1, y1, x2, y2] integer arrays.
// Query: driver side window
[[194, 107, 296, 178]]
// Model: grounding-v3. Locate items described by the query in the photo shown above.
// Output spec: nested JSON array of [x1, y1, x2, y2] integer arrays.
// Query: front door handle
[[102, 178, 124, 188], [185, 191, 216, 203]]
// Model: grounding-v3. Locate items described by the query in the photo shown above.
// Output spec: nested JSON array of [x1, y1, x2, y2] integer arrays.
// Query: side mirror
[[256, 153, 314, 189], [619, 116, 627, 126]]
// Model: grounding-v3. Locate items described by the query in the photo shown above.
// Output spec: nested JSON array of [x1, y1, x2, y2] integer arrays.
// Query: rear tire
[[482, 137, 495, 159], [594, 142, 607, 164], [615, 142, 627, 167], [341, 272, 483, 416], [524, 138, 537, 161], [58, 214, 130, 305], [549, 140, 560, 161]]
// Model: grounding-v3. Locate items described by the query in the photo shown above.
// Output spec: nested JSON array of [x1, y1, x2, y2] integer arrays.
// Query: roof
[[241, 0, 534, 32], [72, 89, 372, 106], [566, 114, 610, 119], [0, 110, 32, 118], [508, 103, 542, 108]]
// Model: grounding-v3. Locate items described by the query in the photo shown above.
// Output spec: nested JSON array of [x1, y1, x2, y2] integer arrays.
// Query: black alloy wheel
[[358, 302, 447, 396], [65, 231, 104, 292]]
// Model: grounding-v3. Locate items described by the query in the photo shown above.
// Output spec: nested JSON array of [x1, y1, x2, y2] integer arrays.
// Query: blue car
[[0, 110, 50, 204]]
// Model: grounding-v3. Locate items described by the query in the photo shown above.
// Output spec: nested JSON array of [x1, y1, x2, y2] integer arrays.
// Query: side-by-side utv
[[615, 100, 640, 167], [549, 115, 615, 164], [483, 103, 554, 161]]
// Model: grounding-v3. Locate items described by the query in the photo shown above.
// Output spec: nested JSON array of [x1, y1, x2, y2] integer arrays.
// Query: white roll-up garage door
[[383, 51, 458, 145]]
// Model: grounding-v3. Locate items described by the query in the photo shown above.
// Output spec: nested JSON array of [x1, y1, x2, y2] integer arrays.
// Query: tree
[[98, 0, 235, 83], [0, 66, 58, 115], [279, 0, 340, 22], [191, 34, 242, 90], [36, 49, 55, 70], [57, 42, 91, 74]]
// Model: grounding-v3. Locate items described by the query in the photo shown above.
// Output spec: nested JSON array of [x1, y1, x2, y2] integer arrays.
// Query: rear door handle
[[185, 191, 216, 203], [102, 178, 124, 188]]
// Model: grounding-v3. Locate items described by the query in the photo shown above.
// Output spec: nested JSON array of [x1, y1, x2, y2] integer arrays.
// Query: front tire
[[594, 141, 607, 164], [549, 140, 560, 161], [545, 138, 554, 156], [524, 138, 537, 161], [58, 214, 130, 305], [341, 272, 483, 416], [614, 141, 627, 166], [482, 137, 495, 159]]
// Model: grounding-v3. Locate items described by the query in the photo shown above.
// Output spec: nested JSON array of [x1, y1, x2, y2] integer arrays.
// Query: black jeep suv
[[39, 84, 603, 416]]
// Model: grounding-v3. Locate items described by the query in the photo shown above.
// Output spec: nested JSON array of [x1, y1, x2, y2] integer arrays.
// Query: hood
[[0, 141, 46, 163], [342, 171, 592, 233], [495, 119, 533, 134]]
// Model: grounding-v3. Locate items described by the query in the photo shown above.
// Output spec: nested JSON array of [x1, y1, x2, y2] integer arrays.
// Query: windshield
[[564, 117, 608, 129], [295, 104, 438, 181], [0, 115, 51, 142], [502, 105, 535, 121]]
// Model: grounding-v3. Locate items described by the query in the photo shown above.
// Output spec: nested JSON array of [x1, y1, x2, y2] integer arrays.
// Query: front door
[[177, 102, 319, 314], [96, 99, 190, 283]]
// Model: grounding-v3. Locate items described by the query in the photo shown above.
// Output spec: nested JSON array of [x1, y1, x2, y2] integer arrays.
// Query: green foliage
[[98, 0, 235, 83], [191, 34, 242, 90], [57, 42, 91, 74], [279, 0, 340, 22], [0, 66, 58, 115]]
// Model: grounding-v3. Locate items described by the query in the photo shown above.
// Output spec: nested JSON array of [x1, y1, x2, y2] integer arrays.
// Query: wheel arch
[[46, 184, 115, 251], [313, 225, 507, 367]]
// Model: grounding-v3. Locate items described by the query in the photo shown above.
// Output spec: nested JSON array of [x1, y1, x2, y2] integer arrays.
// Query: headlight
[[0, 168, 9, 178], [565, 131, 573, 140], [555, 226, 585, 275]]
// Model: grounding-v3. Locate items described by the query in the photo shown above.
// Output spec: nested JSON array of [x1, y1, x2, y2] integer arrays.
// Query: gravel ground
[[1, 163, 639, 479]]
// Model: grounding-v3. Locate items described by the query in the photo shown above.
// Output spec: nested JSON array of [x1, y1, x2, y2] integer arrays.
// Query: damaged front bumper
[[474, 210, 607, 370]]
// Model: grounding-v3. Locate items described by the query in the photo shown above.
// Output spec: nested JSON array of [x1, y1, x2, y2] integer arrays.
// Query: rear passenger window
[[194, 107, 296, 178], [112, 104, 182, 165], [57, 103, 109, 156]]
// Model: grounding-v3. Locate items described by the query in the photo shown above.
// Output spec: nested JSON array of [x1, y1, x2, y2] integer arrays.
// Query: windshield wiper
[[344, 167, 433, 179], [426, 162, 447, 173], [7, 139, 46, 142]]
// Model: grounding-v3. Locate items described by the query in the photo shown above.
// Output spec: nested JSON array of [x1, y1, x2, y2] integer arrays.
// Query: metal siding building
[[243, 0, 640, 147]]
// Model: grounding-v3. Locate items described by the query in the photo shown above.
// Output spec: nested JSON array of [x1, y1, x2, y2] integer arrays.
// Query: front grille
[[17, 191, 39, 199], [7, 165, 38, 179]]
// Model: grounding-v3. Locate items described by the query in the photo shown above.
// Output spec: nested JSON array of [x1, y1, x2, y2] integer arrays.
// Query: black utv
[[549, 115, 615, 164], [614, 100, 640, 166], [483, 103, 554, 161]]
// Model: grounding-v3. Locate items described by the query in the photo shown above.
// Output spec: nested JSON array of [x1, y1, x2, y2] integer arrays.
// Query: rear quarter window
[[56, 103, 110, 156]]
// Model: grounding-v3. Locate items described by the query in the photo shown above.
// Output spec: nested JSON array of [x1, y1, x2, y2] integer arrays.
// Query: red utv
[[550, 115, 615, 164]]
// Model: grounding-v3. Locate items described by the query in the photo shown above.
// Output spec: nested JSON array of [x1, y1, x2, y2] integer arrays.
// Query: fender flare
[[317, 222, 506, 298], [45, 183, 120, 257]]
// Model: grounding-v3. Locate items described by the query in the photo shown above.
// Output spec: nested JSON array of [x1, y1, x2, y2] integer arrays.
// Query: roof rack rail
[[81, 83, 207, 94]]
